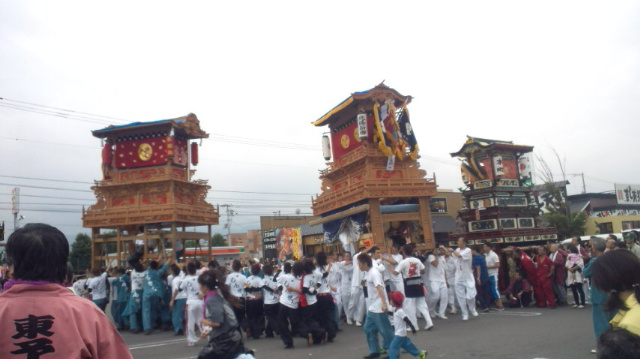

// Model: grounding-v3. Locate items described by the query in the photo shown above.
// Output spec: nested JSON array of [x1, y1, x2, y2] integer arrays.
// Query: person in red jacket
[[549, 243, 567, 306], [513, 247, 537, 288], [534, 246, 556, 308], [0, 223, 132, 359]]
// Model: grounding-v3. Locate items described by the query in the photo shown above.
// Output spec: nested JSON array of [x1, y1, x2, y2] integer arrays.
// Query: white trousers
[[348, 287, 366, 323], [340, 284, 351, 320], [429, 281, 448, 317], [454, 280, 477, 318], [389, 278, 405, 295], [447, 281, 457, 308], [405, 297, 433, 329], [186, 300, 203, 344]]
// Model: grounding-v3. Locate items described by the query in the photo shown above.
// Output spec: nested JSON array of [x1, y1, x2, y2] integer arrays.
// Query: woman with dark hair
[[261, 264, 280, 338], [225, 259, 248, 336], [278, 261, 300, 349], [244, 264, 265, 339], [0, 223, 132, 358], [314, 251, 338, 342], [591, 249, 640, 335], [198, 269, 252, 359], [301, 258, 327, 345], [169, 264, 187, 335]]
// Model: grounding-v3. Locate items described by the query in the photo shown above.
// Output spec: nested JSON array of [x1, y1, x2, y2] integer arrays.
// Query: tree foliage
[[536, 149, 586, 240], [69, 233, 91, 272], [211, 233, 226, 246]]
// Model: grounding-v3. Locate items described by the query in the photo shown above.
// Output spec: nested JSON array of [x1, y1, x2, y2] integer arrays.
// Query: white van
[[560, 233, 622, 246]]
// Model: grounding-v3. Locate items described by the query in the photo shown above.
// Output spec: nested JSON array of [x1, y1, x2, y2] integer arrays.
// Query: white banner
[[615, 184, 640, 205]]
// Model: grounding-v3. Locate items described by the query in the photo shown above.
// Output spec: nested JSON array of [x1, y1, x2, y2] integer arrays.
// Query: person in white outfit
[[452, 238, 478, 321], [427, 246, 449, 319], [444, 248, 459, 314], [339, 254, 354, 324], [348, 249, 367, 326], [391, 244, 434, 330], [387, 245, 405, 294], [179, 262, 202, 346]]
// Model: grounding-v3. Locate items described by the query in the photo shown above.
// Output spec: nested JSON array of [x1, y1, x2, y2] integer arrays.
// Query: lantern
[[191, 142, 199, 166], [322, 134, 331, 161]]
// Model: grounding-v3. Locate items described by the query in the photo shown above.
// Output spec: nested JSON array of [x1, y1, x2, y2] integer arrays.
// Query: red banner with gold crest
[[331, 116, 373, 161], [114, 137, 188, 169]]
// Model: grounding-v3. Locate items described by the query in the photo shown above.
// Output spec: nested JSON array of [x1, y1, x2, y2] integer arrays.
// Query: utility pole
[[11, 188, 19, 231], [568, 173, 587, 194], [221, 204, 236, 246]]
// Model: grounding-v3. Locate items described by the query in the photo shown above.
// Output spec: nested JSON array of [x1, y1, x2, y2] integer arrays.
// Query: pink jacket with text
[[0, 283, 132, 359]]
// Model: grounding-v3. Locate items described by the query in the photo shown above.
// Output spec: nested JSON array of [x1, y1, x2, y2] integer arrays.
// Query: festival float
[[83, 114, 219, 267], [449, 136, 557, 246], [310, 83, 437, 251]]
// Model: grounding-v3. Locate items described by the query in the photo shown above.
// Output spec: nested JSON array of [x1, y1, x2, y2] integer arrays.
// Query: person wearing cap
[[624, 232, 640, 259], [385, 291, 427, 359]]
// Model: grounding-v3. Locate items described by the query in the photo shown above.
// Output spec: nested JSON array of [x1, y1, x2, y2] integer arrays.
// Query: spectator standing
[[549, 243, 568, 306], [590, 249, 640, 336], [624, 232, 640, 259], [0, 223, 132, 359], [565, 245, 586, 308], [582, 236, 613, 354]]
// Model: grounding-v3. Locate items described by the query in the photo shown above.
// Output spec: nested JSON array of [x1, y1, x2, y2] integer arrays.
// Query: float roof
[[450, 136, 533, 157], [92, 113, 209, 140], [312, 82, 412, 127]]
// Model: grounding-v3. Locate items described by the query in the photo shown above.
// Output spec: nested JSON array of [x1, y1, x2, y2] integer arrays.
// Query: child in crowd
[[386, 291, 427, 359]]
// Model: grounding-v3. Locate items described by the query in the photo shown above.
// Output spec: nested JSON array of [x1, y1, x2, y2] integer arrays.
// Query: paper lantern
[[322, 134, 331, 161], [191, 142, 198, 166]]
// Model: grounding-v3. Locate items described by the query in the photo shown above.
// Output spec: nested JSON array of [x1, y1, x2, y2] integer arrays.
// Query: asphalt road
[[119, 305, 596, 359]]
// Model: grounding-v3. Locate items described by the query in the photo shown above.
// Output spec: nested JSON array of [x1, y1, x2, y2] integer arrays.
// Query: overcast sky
[[1, 1, 639, 241]]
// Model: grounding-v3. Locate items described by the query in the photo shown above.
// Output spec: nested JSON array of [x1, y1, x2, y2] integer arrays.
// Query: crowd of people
[[2, 224, 640, 359]]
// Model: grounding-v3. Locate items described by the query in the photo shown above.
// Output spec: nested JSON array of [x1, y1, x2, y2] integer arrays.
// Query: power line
[[0, 180, 313, 196], [20, 194, 94, 201], [0, 183, 93, 193], [0, 202, 88, 207], [0, 97, 131, 124], [0, 175, 93, 185]]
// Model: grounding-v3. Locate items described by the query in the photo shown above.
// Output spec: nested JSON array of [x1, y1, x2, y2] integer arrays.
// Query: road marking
[[128, 338, 186, 350], [483, 311, 542, 317]]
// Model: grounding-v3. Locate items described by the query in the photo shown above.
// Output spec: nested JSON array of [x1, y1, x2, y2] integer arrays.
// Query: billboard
[[262, 227, 303, 261], [615, 184, 640, 205]]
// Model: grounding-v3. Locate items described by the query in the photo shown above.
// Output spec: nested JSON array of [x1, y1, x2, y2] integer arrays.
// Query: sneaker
[[470, 310, 479, 317], [356, 321, 363, 327], [462, 316, 469, 321], [419, 350, 428, 359], [284, 343, 294, 349], [379, 348, 388, 354], [436, 314, 448, 320], [363, 353, 381, 359], [590, 349, 596, 354], [578, 305, 585, 309], [495, 307, 505, 311], [187, 341, 195, 347], [347, 318, 353, 325], [481, 307, 490, 313], [572, 304, 578, 308]]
